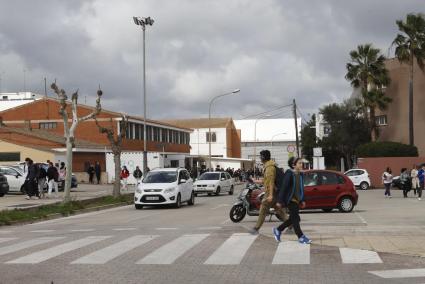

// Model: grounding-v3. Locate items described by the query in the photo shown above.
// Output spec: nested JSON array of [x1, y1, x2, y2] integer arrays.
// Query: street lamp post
[[133, 16, 154, 174], [208, 89, 240, 170], [270, 132, 287, 146], [253, 114, 272, 169]]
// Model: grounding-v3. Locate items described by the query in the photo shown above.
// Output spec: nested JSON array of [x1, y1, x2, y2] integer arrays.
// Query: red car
[[303, 170, 358, 213]]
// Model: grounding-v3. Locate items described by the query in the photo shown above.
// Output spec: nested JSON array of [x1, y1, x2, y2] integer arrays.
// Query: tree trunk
[[64, 137, 73, 203], [408, 57, 414, 146], [113, 151, 121, 198], [370, 107, 377, 142]]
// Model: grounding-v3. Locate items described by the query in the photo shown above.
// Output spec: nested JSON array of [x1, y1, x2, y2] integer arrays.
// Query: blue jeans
[[384, 183, 391, 196]]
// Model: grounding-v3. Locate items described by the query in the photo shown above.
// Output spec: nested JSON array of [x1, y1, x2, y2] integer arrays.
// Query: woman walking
[[120, 166, 130, 191], [400, 168, 411, 198], [382, 167, 393, 198], [411, 165, 420, 197]]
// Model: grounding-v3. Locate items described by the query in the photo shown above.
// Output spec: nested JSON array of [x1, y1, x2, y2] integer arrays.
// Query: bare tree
[[95, 115, 128, 198], [51, 82, 102, 203]]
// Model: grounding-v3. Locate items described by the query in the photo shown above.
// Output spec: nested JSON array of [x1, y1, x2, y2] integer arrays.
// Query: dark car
[[58, 175, 78, 191], [303, 170, 358, 213], [0, 173, 9, 197]]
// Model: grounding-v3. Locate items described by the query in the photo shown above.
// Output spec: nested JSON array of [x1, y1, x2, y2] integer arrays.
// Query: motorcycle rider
[[273, 157, 312, 244], [249, 150, 287, 235]]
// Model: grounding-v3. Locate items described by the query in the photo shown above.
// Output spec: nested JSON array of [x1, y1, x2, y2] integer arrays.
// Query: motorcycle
[[229, 181, 285, 223]]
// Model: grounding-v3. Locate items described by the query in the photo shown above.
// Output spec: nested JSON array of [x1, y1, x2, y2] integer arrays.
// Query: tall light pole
[[270, 132, 287, 146], [208, 89, 240, 170], [253, 114, 272, 167], [134, 16, 154, 173]]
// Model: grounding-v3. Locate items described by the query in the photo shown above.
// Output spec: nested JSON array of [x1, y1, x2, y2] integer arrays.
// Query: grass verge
[[0, 194, 133, 226]]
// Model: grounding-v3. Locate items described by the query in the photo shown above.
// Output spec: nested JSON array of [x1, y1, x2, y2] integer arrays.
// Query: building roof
[[234, 118, 301, 142], [0, 125, 105, 150], [160, 118, 234, 129]]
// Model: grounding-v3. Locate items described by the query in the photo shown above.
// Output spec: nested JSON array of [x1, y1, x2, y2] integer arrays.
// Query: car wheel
[[322, 208, 333, 213], [207, 193, 212, 196], [215, 187, 221, 196], [360, 182, 369, 190], [175, 193, 182, 208], [338, 196, 354, 213], [135, 204, 143, 210], [0, 193, 4, 197], [194, 193, 198, 197], [188, 192, 195, 206], [229, 185, 234, 195], [229, 205, 246, 223]]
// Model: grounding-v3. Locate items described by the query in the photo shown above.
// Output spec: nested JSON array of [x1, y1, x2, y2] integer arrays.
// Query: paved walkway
[[0, 184, 135, 211]]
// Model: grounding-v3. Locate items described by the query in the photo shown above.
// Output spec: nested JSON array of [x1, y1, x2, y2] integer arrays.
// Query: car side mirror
[[221, 178, 225, 181], [179, 179, 187, 184], [16, 174, 21, 178]]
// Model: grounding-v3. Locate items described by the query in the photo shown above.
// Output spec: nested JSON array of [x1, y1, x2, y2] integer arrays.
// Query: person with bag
[[382, 167, 393, 198], [120, 166, 130, 191], [248, 150, 287, 235], [133, 166, 143, 185], [47, 162, 59, 198], [37, 164, 47, 199], [24, 158, 38, 200], [273, 157, 312, 244], [400, 168, 411, 198]]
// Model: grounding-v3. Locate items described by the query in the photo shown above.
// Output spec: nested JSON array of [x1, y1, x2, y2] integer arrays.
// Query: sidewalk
[[0, 184, 135, 211]]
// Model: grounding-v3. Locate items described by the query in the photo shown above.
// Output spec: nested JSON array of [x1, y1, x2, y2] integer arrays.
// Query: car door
[[317, 172, 342, 207], [303, 171, 321, 208], [184, 170, 193, 200], [0, 167, 19, 191]]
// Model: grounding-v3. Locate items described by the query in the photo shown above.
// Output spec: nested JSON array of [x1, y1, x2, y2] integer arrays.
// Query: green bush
[[356, 141, 418, 157]]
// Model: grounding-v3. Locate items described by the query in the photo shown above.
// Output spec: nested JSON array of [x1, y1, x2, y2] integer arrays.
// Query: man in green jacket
[[249, 150, 287, 235]]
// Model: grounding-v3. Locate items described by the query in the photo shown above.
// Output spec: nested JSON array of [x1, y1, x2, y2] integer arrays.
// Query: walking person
[[133, 166, 143, 185], [272, 157, 312, 244], [418, 165, 425, 201], [382, 167, 393, 198], [24, 158, 38, 200], [87, 164, 95, 184], [411, 165, 420, 196], [59, 162, 66, 189], [47, 162, 59, 198], [248, 150, 287, 235], [400, 168, 411, 198], [95, 161, 101, 184], [120, 166, 130, 191], [37, 164, 47, 199]]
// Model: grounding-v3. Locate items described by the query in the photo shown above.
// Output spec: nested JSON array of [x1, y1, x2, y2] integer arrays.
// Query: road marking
[[7, 236, 111, 264], [0, 238, 16, 244], [112, 228, 137, 231], [354, 212, 367, 224], [70, 229, 95, 232], [155, 228, 178, 231], [30, 230, 55, 233], [339, 248, 382, 264], [211, 204, 230, 210], [272, 241, 310, 264], [72, 235, 157, 264], [204, 233, 257, 265], [0, 237, 64, 256], [138, 234, 209, 264], [369, 268, 425, 278], [197, 226, 222, 230]]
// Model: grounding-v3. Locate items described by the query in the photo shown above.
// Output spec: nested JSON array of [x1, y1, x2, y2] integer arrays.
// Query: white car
[[193, 172, 234, 196], [134, 168, 195, 209], [0, 166, 26, 193], [344, 169, 371, 190]]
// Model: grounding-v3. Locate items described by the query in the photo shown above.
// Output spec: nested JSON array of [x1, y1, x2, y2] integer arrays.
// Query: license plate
[[146, 196, 159, 201]]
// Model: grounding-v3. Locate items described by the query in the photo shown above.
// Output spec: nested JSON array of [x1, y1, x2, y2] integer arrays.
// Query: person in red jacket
[[120, 166, 130, 191]]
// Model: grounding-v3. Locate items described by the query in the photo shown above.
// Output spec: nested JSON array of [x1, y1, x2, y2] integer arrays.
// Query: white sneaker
[[25, 195, 30, 200], [419, 198, 421, 201], [389, 196, 392, 198]]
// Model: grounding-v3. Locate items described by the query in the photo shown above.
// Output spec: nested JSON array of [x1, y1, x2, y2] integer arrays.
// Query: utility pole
[[44, 77, 47, 97], [293, 99, 300, 157]]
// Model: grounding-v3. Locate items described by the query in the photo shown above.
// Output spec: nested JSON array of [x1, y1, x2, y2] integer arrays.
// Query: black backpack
[[37, 165, 47, 179], [274, 166, 285, 195]]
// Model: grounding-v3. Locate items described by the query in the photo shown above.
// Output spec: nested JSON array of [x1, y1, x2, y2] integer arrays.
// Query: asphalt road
[[0, 185, 425, 284]]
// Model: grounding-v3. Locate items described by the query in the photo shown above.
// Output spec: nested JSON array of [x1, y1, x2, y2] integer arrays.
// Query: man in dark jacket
[[273, 157, 312, 244], [24, 158, 38, 200], [133, 166, 143, 184], [95, 162, 101, 184], [47, 162, 59, 198]]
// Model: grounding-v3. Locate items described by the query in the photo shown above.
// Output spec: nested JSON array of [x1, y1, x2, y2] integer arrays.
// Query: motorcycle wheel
[[229, 205, 246, 223]]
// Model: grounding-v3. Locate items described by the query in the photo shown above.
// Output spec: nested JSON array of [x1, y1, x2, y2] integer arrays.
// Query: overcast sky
[[0, 0, 422, 121]]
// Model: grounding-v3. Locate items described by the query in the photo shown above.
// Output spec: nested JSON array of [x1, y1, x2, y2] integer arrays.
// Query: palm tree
[[392, 13, 425, 146], [345, 44, 391, 141]]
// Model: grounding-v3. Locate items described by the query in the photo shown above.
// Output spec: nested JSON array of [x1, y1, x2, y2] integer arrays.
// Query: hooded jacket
[[278, 168, 305, 206]]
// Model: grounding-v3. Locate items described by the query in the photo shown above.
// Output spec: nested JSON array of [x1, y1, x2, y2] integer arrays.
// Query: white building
[[0, 92, 43, 112], [234, 118, 301, 168], [315, 113, 330, 141]]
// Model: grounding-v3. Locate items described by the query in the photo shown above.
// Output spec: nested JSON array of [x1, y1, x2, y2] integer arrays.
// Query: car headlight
[[135, 188, 142, 194], [164, 187, 176, 194]]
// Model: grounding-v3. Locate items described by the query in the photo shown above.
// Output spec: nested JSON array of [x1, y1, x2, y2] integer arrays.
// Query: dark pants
[[96, 173, 101, 184], [402, 184, 409, 198], [89, 173, 94, 184], [277, 202, 303, 238], [419, 181, 424, 198], [25, 180, 37, 197], [384, 183, 391, 196]]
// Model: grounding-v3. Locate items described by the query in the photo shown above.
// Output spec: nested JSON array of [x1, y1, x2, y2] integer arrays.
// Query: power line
[[241, 103, 293, 119], [296, 105, 310, 124]]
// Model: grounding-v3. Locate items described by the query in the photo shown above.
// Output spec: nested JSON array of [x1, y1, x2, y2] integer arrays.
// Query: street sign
[[313, 147, 322, 157], [287, 145, 296, 153]]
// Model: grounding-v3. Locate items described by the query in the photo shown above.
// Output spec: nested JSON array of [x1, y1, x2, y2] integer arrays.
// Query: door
[[220, 173, 227, 191], [179, 170, 191, 201], [346, 170, 361, 186], [317, 172, 343, 207], [184, 170, 193, 199], [0, 167, 21, 191], [303, 171, 321, 208]]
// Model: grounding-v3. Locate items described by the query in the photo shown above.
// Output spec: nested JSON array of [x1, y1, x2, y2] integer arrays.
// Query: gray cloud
[[0, 0, 423, 121]]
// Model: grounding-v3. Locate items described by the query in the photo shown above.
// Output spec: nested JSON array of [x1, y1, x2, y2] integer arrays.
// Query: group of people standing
[[24, 158, 66, 200], [382, 164, 425, 200], [86, 162, 102, 184]]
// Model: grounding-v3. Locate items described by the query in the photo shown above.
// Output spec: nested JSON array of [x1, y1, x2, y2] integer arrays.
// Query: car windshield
[[143, 171, 177, 183], [199, 173, 220, 180]]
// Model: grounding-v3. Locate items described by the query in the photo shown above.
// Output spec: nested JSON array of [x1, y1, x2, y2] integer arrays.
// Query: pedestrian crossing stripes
[[369, 268, 425, 279], [0, 233, 390, 266], [138, 234, 209, 264]]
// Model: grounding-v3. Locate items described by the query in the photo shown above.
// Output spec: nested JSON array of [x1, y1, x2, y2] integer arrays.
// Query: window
[[337, 175, 346, 184], [376, 115, 388, 126], [304, 172, 319, 186], [0, 167, 19, 176], [147, 126, 153, 141], [320, 172, 339, 185], [153, 127, 160, 142], [170, 160, 179, 167], [162, 129, 168, 143], [0, 152, 20, 162], [135, 124, 140, 140], [39, 122, 57, 129], [220, 173, 226, 180], [206, 132, 217, 143]]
